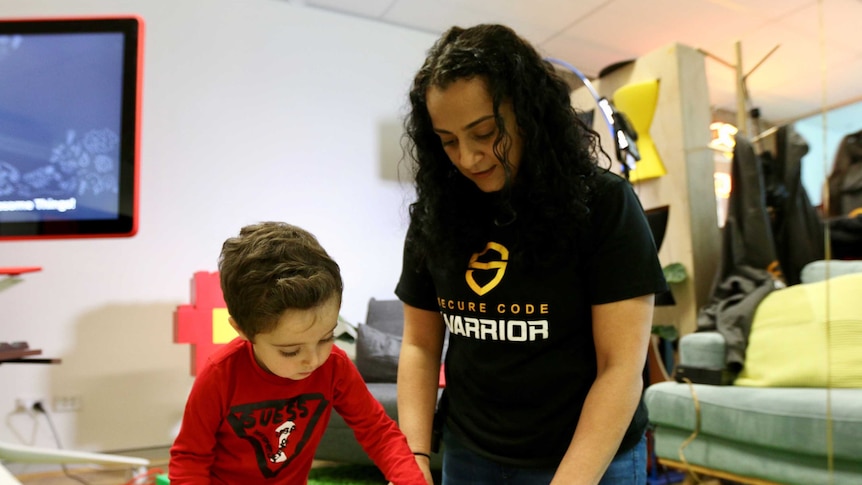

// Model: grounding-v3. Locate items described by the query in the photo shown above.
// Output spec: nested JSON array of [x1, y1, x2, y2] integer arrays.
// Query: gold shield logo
[[466, 242, 509, 296]]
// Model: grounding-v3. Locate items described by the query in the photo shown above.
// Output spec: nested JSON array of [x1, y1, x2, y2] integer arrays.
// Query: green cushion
[[678, 331, 725, 368], [645, 381, 862, 461], [735, 273, 862, 388], [800, 259, 862, 284], [651, 426, 862, 485]]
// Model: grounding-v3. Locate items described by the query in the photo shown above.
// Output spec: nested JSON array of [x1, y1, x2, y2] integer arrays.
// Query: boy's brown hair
[[218, 221, 343, 340]]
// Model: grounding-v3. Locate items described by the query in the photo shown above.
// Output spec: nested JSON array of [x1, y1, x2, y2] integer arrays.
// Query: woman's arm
[[551, 294, 655, 485], [397, 303, 446, 484]]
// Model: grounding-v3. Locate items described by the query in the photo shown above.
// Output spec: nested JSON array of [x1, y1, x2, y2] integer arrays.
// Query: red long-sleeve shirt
[[170, 339, 424, 484]]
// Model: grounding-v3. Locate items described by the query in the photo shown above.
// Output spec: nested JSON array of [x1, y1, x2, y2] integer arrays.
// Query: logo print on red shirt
[[226, 394, 329, 478]]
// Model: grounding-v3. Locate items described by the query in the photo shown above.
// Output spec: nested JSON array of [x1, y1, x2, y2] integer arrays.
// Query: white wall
[[0, 0, 436, 459]]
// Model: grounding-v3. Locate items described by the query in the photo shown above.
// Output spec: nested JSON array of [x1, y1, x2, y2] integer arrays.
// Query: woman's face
[[426, 77, 523, 193]]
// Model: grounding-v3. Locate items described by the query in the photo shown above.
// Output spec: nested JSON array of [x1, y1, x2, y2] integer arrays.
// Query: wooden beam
[[658, 458, 783, 485], [735, 41, 747, 137]]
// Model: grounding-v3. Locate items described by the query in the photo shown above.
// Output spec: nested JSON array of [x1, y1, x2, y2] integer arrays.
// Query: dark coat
[[697, 134, 782, 371], [827, 129, 862, 217], [765, 125, 825, 285], [826, 129, 862, 259], [698, 128, 827, 370]]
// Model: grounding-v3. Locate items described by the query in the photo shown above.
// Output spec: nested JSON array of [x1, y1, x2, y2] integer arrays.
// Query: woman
[[395, 24, 667, 485]]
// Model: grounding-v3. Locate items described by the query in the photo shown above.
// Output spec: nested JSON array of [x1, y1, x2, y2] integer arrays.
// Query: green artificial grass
[[156, 464, 440, 484], [307, 464, 442, 484], [307, 464, 385, 484]]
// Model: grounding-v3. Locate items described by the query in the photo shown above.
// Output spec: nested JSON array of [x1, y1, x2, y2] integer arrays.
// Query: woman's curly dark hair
[[403, 24, 608, 269]]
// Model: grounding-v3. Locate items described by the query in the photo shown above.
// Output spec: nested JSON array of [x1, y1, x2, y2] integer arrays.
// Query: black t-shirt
[[396, 171, 668, 467]]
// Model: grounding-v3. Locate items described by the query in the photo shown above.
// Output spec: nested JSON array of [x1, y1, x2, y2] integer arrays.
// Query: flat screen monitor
[[0, 16, 143, 240]]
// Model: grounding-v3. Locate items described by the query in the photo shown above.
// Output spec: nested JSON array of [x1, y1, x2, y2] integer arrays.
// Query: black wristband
[[412, 451, 431, 460]]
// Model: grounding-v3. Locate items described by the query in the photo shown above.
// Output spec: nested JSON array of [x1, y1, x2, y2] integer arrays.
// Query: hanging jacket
[[764, 125, 825, 285], [697, 134, 782, 370], [827, 129, 862, 217]]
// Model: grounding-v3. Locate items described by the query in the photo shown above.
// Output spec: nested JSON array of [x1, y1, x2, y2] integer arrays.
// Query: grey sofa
[[644, 260, 862, 485], [314, 298, 444, 470]]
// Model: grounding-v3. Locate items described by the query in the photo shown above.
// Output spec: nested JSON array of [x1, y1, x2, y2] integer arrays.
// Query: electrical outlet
[[52, 395, 82, 413], [14, 398, 41, 413]]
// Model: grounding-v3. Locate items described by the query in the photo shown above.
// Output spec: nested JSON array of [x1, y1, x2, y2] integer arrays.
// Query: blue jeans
[[441, 428, 647, 485]]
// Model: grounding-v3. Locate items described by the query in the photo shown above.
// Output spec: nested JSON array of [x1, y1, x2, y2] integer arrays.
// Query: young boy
[[169, 222, 426, 484]]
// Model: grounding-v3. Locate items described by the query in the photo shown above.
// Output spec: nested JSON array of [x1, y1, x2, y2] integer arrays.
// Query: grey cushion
[[354, 298, 449, 383], [354, 322, 402, 383], [365, 298, 405, 335]]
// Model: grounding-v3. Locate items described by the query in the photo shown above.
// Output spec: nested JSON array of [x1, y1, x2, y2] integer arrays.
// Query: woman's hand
[[386, 456, 434, 485], [415, 454, 435, 484]]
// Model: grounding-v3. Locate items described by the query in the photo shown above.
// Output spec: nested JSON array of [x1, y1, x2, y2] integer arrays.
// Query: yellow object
[[212, 308, 237, 343], [613, 79, 666, 183], [735, 273, 862, 388]]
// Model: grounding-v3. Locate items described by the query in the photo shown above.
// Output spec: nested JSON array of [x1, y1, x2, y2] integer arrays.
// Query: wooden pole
[[735, 41, 747, 137]]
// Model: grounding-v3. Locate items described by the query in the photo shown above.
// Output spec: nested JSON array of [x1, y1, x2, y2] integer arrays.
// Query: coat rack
[[699, 41, 780, 138]]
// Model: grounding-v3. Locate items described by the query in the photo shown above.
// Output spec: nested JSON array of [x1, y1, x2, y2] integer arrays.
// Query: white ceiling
[[290, 0, 862, 129]]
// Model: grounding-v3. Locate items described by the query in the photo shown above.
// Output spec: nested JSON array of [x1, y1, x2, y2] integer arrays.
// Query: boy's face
[[231, 297, 340, 380]]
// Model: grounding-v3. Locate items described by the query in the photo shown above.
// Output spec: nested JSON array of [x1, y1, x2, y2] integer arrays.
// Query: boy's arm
[[332, 354, 427, 485], [169, 370, 225, 484]]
